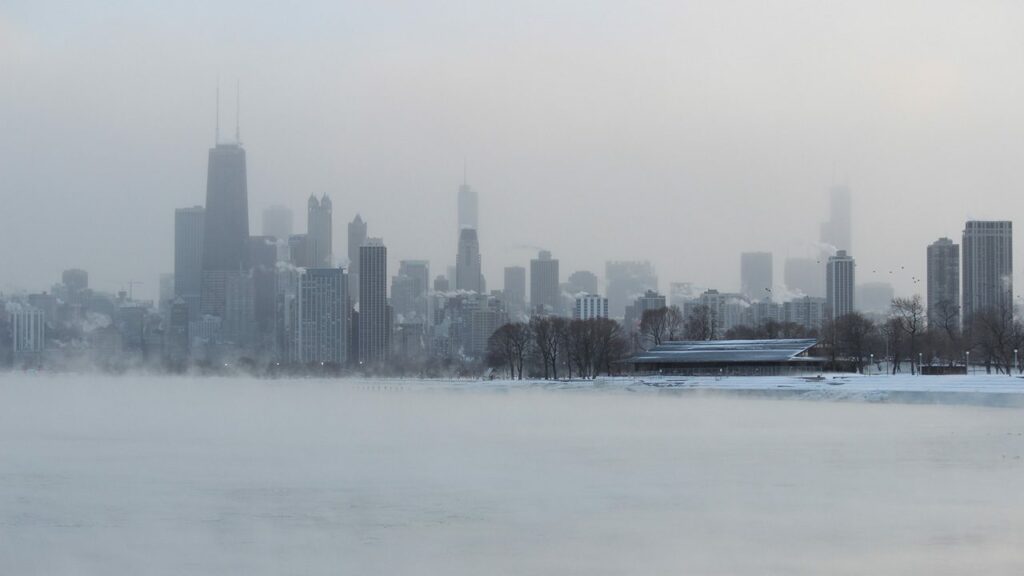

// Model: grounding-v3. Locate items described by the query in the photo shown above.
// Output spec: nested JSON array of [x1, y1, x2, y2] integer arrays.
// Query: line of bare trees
[[486, 317, 631, 380]]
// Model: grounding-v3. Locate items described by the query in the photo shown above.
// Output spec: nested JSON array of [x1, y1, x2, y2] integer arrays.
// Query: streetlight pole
[[918, 352, 923, 375], [966, 350, 971, 375]]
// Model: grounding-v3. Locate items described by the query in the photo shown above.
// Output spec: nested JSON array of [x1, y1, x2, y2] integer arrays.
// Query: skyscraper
[[927, 237, 960, 329], [455, 228, 483, 293], [962, 221, 1012, 328], [503, 266, 526, 316], [820, 184, 852, 253], [262, 205, 293, 240], [200, 139, 249, 319], [826, 250, 855, 319], [740, 252, 773, 301], [391, 260, 430, 323], [784, 257, 825, 298], [605, 261, 658, 319], [347, 215, 367, 305], [307, 194, 333, 268], [174, 206, 205, 319], [358, 238, 388, 365], [296, 267, 348, 365], [458, 182, 478, 232], [530, 250, 560, 315], [566, 270, 599, 296]]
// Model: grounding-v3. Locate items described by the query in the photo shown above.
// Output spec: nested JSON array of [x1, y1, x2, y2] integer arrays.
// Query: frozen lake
[[1, 374, 1023, 575]]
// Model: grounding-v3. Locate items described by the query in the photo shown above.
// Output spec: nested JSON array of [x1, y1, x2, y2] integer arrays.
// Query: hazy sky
[[4, 1, 1024, 301]]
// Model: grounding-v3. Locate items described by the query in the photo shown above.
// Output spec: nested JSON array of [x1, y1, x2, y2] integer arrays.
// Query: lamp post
[[918, 352, 923, 375], [966, 350, 971, 375], [870, 353, 874, 374], [1016, 349, 1019, 375]]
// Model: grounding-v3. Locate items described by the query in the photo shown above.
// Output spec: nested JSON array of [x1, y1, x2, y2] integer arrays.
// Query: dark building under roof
[[628, 339, 823, 376]]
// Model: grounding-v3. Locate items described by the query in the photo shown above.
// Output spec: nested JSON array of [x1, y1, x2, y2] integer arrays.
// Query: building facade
[[927, 237, 960, 329], [962, 221, 1012, 328], [358, 239, 388, 365], [740, 252, 773, 301], [574, 294, 609, 320], [530, 251, 560, 315], [826, 250, 855, 319]]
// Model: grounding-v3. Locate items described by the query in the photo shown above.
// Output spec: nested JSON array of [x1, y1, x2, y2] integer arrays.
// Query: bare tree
[[684, 305, 716, 340], [891, 296, 925, 374], [639, 307, 669, 348], [836, 312, 876, 373]]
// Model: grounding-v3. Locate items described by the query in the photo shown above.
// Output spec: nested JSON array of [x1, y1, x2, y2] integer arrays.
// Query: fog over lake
[[2, 374, 1023, 575]]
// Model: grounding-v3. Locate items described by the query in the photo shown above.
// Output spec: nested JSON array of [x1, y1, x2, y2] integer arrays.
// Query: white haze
[[1, 374, 1023, 574], [4, 2, 1024, 298]]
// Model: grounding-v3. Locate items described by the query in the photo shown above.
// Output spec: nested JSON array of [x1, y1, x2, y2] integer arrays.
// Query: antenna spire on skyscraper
[[235, 79, 240, 144]]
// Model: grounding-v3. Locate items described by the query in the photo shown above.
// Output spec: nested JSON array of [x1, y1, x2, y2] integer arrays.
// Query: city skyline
[[6, 3, 1024, 301]]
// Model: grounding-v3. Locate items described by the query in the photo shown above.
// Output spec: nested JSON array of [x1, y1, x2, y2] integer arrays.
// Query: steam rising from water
[[1, 374, 1023, 574]]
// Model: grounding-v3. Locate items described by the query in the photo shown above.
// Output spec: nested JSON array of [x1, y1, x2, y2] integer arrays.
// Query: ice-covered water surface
[[1, 374, 1023, 575]]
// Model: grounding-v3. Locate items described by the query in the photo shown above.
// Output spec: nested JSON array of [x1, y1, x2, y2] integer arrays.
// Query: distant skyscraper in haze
[[927, 237, 960, 328], [605, 261, 658, 319], [348, 215, 367, 304], [457, 182, 478, 232], [962, 221, 1012, 327], [358, 238, 388, 365], [200, 137, 250, 319], [740, 252, 773, 301], [820, 185, 852, 253], [784, 257, 825, 298], [307, 194, 333, 268], [503, 266, 526, 316], [856, 282, 894, 315], [455, 228, 483, 293], [567, 270, 599, 296], [174, 206, 205, 319], [391, 260, 430, 323], [530, 250, 560, 314], [826, 250, 855, 319], [262, 205, 293, 240]]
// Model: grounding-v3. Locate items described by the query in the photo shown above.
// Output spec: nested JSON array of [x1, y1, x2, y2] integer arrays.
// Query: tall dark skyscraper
[[458, 182, 478, 233], [456, 228, 483, 293], [307, 194, 333, 268], [261, 205, 293, 240], [296, 267, 348, 365], [962, 221, 1012, 328], [530, 250, 560, 315], [358, 238, 388, 365], [174, 206, 205, 319], [927, 237, 960, 329], [200, 139, 250, 319], [740, 252, 773, 301], [348, 214, 367, 305], [820, 185, 852, 253]]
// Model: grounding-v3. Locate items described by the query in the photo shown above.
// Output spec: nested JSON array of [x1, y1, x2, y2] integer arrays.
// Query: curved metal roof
[[630, 339, 818, 364]]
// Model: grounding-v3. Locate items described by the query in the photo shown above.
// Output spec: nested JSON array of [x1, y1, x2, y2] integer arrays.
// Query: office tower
[[567, 270, 599, 296], [458, 182, 478, 232], [433, 275, 450, 293], [222, 272, 254, 347], [856, 282, 894, 315], [347, 215, 367, 304], [8, 303, 45, 364], [531, 250, 560, 315], [503, 266, 527, 313], [288, 234, 310, 267], [469, 301, 505, 358], [456, 228, 483, 293], [962, 221, 1012, 327], [174, 206, 205, 319], [391, 260, 430, 323], [307, 194, 333, 268], [740, 252, 773, 301], [784, 296, 827, 330], [262, 205, 293, 240], [61, 269, 89, 295], [605, 261, 658, 319], [200, 137, 250, 319], [249, 236, 278, 353], [784, 257, 825, 298], [927, 237, 960, 328], [820, 184, 852, 253], [165, 298, 190, 367], [624, 290, 667, 330], [358, 239, 388, 365], [296, 267, 348, 365], [158, 273, 175, 316], [826, 250, 855, 319], [574, 294, 609, 320]]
